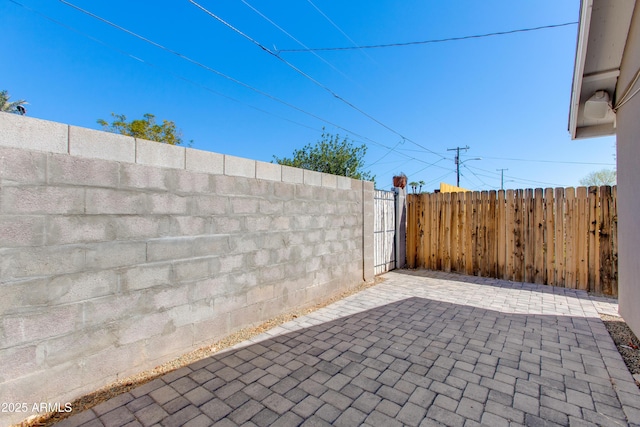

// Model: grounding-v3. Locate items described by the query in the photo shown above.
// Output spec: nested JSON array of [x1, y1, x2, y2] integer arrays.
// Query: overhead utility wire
[[56, 0, 407, 155], [187, 1, 401, 139], [279, 22, 578, 52], [377, 156, 451, 181], [187, 2, 403, 142], [464, 169, 566, 188], [423, 171, 457, 187], [406, 158, 449, 176], [306, 0, 361, 49], [473, 155, 614, 166], [366, 140, 453, 172], [240, 0, 424, 165], [368, 145, 452, 172], [187, 0, 447, 160], [397, 148, 614, 166], [55, 0, 444, 171], [239, 0, 354, 83], [613, 66, 640, 111], [366, 140, 403, 168], [8, 0, 322, 134], [54, 0, 448, 171], [467, 165, 566, 187], [460, 164, 491, 188], [465, 165, 566, 188], [304, 0, 377, 64], [56, 1, 442, 171]]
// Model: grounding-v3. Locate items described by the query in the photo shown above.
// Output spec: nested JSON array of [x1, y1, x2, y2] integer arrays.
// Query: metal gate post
[[395, 187, 406, 269]]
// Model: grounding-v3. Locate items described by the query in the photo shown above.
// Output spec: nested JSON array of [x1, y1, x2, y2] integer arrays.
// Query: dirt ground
[[15, 279, 640, 427]]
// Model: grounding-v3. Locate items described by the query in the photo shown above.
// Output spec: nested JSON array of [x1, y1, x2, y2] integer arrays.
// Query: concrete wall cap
[[69, 126, 135, 163], [136, 138, 186, 169], [0, 113, 68, 153]]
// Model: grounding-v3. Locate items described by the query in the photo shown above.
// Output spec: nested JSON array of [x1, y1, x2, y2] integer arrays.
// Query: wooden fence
[[406, 186, 618, 295]]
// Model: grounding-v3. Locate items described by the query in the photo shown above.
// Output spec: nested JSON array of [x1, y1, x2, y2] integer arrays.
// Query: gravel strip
[[601, 313, 640, 386]]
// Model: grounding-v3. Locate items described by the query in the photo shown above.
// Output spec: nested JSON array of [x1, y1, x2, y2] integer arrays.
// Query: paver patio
[[54, 270, 640, 426]]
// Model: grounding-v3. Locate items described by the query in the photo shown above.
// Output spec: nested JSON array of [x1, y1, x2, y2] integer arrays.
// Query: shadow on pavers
[[56, 294, 639, 426]]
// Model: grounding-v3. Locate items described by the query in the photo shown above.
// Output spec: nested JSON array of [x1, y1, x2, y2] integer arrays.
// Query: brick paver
[[54, 270, 640, 426]]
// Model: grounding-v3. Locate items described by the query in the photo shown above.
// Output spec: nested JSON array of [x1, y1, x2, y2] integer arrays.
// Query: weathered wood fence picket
[[406, 186, 618, 295]]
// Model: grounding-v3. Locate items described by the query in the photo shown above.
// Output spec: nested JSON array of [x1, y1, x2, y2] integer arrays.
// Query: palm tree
[[1, 90, 27, 115]]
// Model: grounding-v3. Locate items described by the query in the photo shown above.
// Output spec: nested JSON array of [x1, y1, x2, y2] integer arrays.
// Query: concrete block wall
[[0, 113, 374, 426]]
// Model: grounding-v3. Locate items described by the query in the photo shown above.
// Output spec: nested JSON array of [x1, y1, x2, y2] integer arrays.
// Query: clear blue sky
[[1, 0, 616, 190]]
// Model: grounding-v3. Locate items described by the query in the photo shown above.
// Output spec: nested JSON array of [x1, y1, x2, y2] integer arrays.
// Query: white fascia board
[[569, 0, 594, 139]]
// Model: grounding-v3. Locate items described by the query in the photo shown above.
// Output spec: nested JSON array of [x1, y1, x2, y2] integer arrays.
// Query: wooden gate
[[374, 190, 397, 275]]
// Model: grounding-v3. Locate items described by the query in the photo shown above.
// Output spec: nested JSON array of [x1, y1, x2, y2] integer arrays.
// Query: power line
[[394, 148, 616, 166], [465, 165, 568, 188], [57, 0, 446, 164], [406, 158, 450, 176], [54, 0, 475, 175], [55, 0, 450, 168], [187, 1, 403, 138], [370, 146, 453, 174], [239, 0, 354, 83], [366, 137, 449, 165], [306, 0, 360, 49], [187, 0, 448, 160], [366, 140, 403, 168], [279, 22, 578, 53], [8, 0, 327, 135], [474, 155, 614, 166], [16, 0, 586, 188], [55, 0, 411, 154], [376, 154, 453, 179], [304, 0, 377, 64], [461, 164, 491, 188], [423, 171, 457, 188]]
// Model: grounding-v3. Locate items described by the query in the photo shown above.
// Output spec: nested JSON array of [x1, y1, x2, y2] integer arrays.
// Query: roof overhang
[[569, 0, 636, 139]]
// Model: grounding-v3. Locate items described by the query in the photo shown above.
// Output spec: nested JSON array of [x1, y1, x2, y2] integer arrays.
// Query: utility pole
[[447, 145, 469, 187], [497, 168, 508, 190]]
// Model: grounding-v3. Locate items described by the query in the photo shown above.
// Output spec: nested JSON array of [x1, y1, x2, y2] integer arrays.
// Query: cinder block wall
[[0, 113, 374, 426]]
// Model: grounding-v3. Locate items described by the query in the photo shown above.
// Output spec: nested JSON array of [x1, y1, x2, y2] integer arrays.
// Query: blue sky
[[1, 0, 616, 190]]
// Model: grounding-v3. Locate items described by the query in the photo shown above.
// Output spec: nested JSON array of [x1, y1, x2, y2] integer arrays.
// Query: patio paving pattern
[[54, 270, 640, 426]]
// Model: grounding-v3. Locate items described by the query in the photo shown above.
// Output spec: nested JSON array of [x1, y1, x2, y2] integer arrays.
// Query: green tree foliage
[[579, 168, 617, 186], [97, 113, 185, 145], [273, 130, 374, 182], [1, 90, 27, 114]]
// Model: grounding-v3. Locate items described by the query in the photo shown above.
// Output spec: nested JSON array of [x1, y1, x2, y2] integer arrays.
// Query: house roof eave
[[569, 0, 593, 140], [568, 0, 636, 140]]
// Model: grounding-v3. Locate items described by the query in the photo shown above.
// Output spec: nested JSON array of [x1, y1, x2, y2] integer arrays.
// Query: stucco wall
[[617, 2, 640, 338], [0, 113, 374, 426]]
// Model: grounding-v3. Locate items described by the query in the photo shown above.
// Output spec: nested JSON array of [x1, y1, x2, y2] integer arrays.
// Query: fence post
[[587, 186, 599, 293], [533, 188, 545, 284], [544, 188, 555, 285], [395, 187, 406, 269], [554, 187, 565, 287], [497, 190, 506, 279]]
